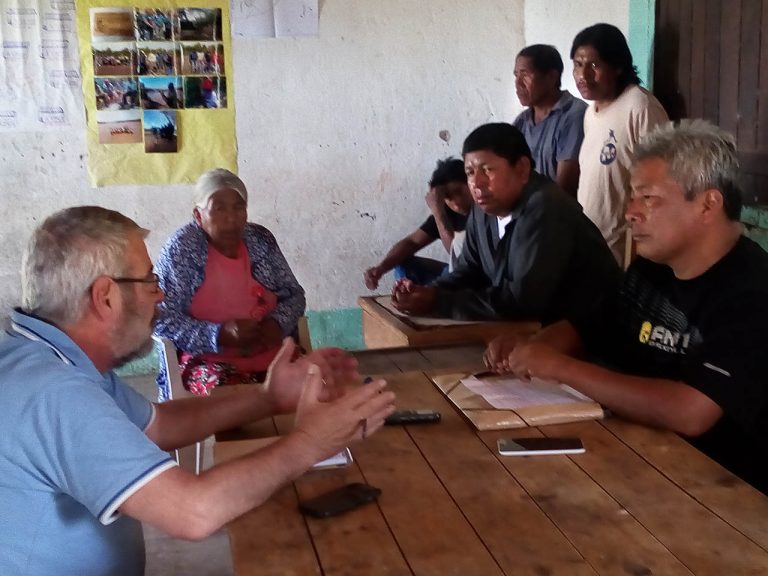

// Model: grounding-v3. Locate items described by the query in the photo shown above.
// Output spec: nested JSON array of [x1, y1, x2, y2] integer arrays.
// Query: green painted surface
[[741, 205, 768, 229], [115, 349, 158, 378], [628, 0, 656, 88], [306, 308, 364, 350], [742, 206, 768, 253]]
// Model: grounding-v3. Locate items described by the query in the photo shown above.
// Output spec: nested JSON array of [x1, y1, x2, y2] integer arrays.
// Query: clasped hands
[[219, 317, 284, 355], [390, 279, 435, 315], [483, 334, 567, 381]]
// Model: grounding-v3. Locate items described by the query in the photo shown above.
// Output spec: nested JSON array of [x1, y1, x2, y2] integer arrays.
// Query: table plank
[[478, 427, 695, 576], [540, 421, 768, 575], [215, 416, 278, 443], [215, 440, 321, 576], [388, 372, 598, 576], [354, 425, 505, 575], [271, 418, 414, 575], [602, 418, 768, 553], [417, 344, 486, 372], [385, 349, 433, 372], [361, 307, 409, 348], [353, 348, 401, 376]]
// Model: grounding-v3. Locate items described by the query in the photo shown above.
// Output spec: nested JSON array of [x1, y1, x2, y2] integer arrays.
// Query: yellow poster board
[[76, 0, 237, 186]]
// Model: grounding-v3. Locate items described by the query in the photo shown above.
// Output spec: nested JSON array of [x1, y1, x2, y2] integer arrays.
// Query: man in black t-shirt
[[485, 120, 768, 494], [363, 158, 472, 289]]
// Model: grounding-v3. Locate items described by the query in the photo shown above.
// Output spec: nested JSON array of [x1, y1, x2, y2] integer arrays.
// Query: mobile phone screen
[[497, 437, 585, 456], [298, 483, 382, 518]]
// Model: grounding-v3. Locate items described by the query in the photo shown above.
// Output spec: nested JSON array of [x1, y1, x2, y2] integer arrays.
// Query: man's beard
[[111, 296, 157, 369], [113, 333, 155, 368]]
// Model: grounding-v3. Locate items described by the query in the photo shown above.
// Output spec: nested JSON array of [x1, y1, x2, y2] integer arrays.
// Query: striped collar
[[8, 310, 102, 379], [10, 319, 73, 365]]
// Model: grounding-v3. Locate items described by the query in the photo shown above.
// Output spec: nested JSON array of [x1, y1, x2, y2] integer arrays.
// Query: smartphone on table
[[298, 483, 382, 518], [497, 437, 585, 456]]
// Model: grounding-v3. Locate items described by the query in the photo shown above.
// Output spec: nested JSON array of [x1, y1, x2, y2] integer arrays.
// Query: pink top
[[189, 241, 279, 372]]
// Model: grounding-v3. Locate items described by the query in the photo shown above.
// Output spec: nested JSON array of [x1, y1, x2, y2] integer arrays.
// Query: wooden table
[[359, 296, 540, 349], [215, 344, 768, 576]]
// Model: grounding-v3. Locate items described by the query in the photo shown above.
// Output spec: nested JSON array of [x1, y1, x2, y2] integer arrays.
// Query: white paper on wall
[[230, 0, 317, 38], [0, 0, 83, 132], [274, 0, 317, 37]]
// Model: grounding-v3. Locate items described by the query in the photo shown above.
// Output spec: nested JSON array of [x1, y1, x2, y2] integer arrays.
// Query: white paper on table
[[274, 0, 318, 37], [312, 447, 352, 469], [461, 375, 594, 410], [230, 0, 275, 38]]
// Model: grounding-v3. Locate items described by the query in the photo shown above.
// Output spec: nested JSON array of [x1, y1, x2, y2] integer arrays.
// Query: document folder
[[430, 372, 604, 430]]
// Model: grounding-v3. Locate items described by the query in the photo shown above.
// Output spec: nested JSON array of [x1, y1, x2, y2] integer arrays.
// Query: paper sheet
[[461, 375, 594, 410], [230, 0, 317, 38], [0, 0, 84, 132], [230, 0, 274, 37]]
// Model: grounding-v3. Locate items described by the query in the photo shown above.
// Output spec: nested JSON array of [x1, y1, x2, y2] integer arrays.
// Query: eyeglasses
[[111, 272, 161, 292]]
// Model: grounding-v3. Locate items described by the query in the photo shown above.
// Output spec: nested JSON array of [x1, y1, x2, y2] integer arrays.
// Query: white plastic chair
[[152, 335, 203, 475]]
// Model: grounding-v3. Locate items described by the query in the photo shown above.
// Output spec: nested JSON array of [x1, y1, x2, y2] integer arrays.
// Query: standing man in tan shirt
[[571, 23, 668, 264]]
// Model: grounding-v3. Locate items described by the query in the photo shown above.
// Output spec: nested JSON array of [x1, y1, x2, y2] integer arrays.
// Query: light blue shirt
[[513, 90, 587, 182], [0, 310, 176, 576]]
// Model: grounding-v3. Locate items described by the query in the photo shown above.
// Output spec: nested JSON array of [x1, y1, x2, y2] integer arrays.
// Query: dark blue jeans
[[394, 256, 448, 286]]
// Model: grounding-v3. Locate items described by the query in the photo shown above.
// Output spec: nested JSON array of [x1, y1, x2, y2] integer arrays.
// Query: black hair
[[461, 123, 533, 167], [570, 23, 641, 94], [428, 157, 467, 187], [517, 44, 564, 88]]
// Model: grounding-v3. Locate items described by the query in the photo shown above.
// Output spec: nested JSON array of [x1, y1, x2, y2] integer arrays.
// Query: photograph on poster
[[95, 77, 138, 110], [177, 8, 222, 41], [93, 42, 135, 76], [137, 43, 178, 76], [97, 110, 142, 144], [179, 43, 223, 75], [90, 8, 134, 42], [184, 76, 226, 109], [135, 9, 177, 41], [140, 76, 183, 109], [143, 109, 178, 153]]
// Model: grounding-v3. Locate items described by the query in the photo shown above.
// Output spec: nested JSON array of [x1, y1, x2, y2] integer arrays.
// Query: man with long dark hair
[[571, 23, 668, 264]]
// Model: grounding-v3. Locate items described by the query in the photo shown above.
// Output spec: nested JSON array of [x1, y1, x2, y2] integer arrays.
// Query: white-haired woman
[[154, 168, 306, 399]]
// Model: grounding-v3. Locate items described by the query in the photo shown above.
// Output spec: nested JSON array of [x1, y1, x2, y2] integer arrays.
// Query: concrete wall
[[0, 0, 646, 353]]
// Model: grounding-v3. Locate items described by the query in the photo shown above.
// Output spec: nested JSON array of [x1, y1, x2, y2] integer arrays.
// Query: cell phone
[[384, 409, 441, 425], [298, 482, 382, 518], [497, 437, 585, 456]]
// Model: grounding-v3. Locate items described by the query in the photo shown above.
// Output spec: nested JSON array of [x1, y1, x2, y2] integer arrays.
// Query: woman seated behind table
[[154, 168, 306, 400]]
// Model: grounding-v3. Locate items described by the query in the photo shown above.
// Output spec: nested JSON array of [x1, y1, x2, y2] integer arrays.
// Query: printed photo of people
[[93, 42, 135, 76], [184, 76, 227, 109], [90, 8, 134, 43], [140, 76, 183, 109], [143, 110, 178, 153], [95, 77, 138, 111], [135, 9, 177, 42], [97, 110, 142, 144], [137, 43, 178, 76], [177, 8, 222, 41], [180, 43, 224, 75]]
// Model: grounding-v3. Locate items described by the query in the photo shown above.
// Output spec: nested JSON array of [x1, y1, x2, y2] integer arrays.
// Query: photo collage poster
[[77, 1, 236, 185]]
